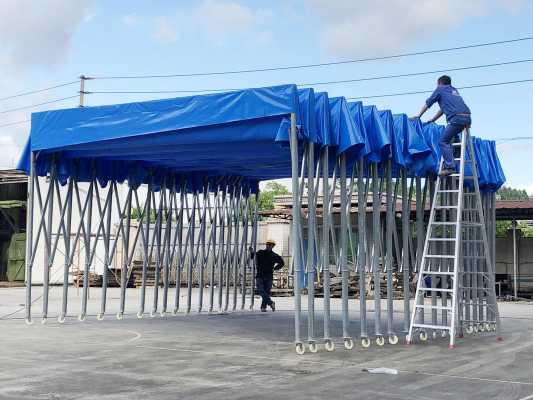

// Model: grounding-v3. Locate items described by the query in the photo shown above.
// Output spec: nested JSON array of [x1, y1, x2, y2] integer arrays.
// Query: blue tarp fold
[[17, 83, 505, 192]]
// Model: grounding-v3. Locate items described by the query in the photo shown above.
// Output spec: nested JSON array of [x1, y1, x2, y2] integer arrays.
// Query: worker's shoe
[[260, 307, 267, 312], [439, 168, 455, 177], [270, 301, 276, 312]]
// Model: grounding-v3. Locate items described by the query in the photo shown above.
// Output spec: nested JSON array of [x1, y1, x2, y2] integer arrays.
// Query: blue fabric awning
[[17, 83, 505, 192]]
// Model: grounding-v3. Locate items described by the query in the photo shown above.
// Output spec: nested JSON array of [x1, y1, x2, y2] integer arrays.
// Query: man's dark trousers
[[256, 277, 273, 309], [440, 114, 471, 169]]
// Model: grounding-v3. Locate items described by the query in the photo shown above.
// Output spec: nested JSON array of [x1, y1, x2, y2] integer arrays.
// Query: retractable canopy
[[17, 83, 505, 192]]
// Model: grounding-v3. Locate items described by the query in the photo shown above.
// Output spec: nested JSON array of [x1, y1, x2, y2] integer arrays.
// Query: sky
[[0, 0, 532, 191]]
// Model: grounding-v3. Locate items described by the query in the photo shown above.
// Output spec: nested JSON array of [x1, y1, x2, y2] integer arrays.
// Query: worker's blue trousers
[[440, 114, 471, 169]]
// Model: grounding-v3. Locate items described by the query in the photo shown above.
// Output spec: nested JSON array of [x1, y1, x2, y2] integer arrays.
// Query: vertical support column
[[79, 172, 94, 322], [42, 160, 56, 322], [306, 142, 317, 351], [357, 159, 368, 345], [249, 192, 259, 310], [139, 182, 152, 317], [385, 160, 398, 344], [512, 219, 518, 299], [340, 153, 353, 350], [59, 179, 74, 322], [162, 184, 173, 315], [25, 152, 36, 324], [186, 191, 197, 314], [372, 163, 383, 345], [98, 181, 113, 320], [321, 146, 333, 350], [117, 189, 132, 320], [401, 168, 410, 334], [289, 113, 304, 355], [198, 183, 208, 312]]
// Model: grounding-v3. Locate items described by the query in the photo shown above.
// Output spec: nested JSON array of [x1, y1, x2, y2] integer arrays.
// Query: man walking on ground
[[249, 239, 285, 312], [411, 75, 471, 176]]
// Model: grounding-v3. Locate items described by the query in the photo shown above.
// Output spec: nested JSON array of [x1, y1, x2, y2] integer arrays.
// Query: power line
[[347, 78, 533, 100], [0, 119, 30, 128], [0, 80, 79, 103], [87, 35, 533, 80], [0, 95, 79, 115], [87, 58, 533, 96], [495, 136, 533, 143]]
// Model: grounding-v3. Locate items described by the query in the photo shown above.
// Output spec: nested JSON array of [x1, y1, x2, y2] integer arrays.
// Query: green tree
[[497, 186, 529, 200], [257, 182, 290, 211]]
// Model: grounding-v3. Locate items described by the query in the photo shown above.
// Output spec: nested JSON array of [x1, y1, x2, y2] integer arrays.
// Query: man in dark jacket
[[250, 239, 284, 312], [411, 75, 471, 176]]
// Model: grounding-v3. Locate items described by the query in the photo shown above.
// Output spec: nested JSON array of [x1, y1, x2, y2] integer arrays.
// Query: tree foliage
[[258, 182, 290, 211], [496, 186, 529, 200]]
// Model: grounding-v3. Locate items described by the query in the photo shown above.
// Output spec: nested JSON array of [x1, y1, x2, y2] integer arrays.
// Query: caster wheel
[[41, 317, 47, 324], [492, 323, 497, 332], [308, 342, 318, 353], [344, 338, 354, 350], [375, 336, 385, 346], [25, 318, 33, 325], [96, 314, 104, 321], [441, 330, 448, 338], [419, 331, 428, 341], [78, 315, 85, 322], [295, 343, 305, 355], [150, 312, 156, 318], [361, 337, 371, 348], [137, 312, 144, 319], [474, 325, 479, 333], [58, 315, 65, 324], [484, 323, 491, 331], [479, 324, 485, 332], [325, 340, 335, 352], [432, 331, 438, 340], [388, 335, 399, 345], [466, 326, 474, 335], [116, 312, 123, 320], [160, 312, 166, 317]]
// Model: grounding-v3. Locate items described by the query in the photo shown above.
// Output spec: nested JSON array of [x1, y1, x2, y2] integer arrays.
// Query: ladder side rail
[[449, 129, 467, 348], [466, 128, 502, 336]]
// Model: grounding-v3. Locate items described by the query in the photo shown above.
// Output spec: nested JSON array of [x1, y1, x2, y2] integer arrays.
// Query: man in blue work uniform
[[412, 75, 471, 176], [249, 239, 284, 312]]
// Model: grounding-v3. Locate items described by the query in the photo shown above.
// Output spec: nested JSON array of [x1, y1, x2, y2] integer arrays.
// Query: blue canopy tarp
[[17, 83, 505, 192]]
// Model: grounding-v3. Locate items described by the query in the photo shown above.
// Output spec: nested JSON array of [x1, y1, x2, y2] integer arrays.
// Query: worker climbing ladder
[[407, 127, 502, 348]]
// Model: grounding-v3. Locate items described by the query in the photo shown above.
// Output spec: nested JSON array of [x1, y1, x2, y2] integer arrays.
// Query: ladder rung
[[463, 193, 477, 196], [437, 189, 460, 193], [449, 174, 474, 179], [463, 222, 483, 227], [432, 222, 457, 226], [425, 255, 455, 259], [419, 288, 453, 292], [462, 240, 484, 243], [462, 256, 486, 259], [435, 205, 458, 209], [452, 143, 462, 147], [428, 238, 455, 241], [462, 208, 479, 211], [415, 304, 452, 311], [412, 323, 452, 330]]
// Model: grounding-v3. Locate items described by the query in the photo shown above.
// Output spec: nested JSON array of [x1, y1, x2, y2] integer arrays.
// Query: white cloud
[[0, 0, 92, 69], [152, 16, 178, 43], [193, 1, 273, 44], [307, 0, 526, 57], [122, 13, 140, 26]]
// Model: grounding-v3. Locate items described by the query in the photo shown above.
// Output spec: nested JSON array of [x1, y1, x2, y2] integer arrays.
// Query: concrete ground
[[1, 287, 533, 400]]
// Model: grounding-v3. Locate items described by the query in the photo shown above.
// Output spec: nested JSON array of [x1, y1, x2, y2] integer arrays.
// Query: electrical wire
[[0, 80, 79, 103], [0, 95, 79, 115], [347, 78, 533, 100], [0, 119, 30, 129], [87, 59, 533, 96], [87, 35, 533, 79]]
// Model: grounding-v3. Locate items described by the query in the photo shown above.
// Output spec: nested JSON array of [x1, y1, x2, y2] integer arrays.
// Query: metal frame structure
[[24, 111, 500, 356]]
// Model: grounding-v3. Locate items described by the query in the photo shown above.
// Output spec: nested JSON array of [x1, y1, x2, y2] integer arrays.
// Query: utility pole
[[512, 219, 518, 299], [79, 75, 88, 107]]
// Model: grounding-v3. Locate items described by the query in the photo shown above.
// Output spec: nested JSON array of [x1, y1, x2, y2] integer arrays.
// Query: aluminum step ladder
[[406, 127, 501, 348]]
